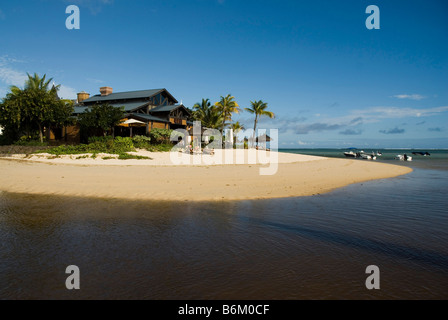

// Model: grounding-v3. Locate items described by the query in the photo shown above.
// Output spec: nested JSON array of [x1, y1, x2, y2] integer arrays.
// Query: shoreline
[[0, 151, 413, 201]]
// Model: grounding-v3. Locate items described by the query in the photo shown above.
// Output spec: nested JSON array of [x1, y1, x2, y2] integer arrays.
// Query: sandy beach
[[0, 151, 412, 201]]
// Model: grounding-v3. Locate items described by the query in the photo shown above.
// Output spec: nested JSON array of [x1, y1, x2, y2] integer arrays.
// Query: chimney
[[100, 86, 113, 96], [77, 91, 90, 103]]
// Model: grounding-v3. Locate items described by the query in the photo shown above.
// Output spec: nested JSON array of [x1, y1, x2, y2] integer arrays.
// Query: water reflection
[[0, 162, 447, 299]]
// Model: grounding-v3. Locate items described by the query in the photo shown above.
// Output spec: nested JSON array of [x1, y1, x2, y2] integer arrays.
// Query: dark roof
[[82, 89, 178, 104], [128, 113, 170, 123], [73, 106, 88, 114], [150, 104, 182, 112], [73, 101, 149, 114], [107, 101, 149, 112], [150, 104, 191, 116]]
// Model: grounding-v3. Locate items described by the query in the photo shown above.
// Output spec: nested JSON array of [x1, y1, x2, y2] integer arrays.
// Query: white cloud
[[393, 94, 425, 101], [0, 56, 28, 87], [352, 106, 448, 119], [298, 140, 314, 146], [0, 67, 28, 87], [58, 85, 78, 99], [0, 55, 77, 99], [273, 105, 448, 136], [0, 87, 7, 99]]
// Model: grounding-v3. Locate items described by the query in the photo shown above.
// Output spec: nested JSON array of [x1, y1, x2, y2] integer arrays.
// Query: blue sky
[[0, 0, 447, 148]]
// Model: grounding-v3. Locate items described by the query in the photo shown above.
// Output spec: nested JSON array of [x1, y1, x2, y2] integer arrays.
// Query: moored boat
[[396, 154, 413, 161], [344, 151, 357, 158], [361, 153, 376, 160]]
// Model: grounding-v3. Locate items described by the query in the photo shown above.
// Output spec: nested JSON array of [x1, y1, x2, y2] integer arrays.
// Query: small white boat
[[344, 151, 357, 158], [395, 154, 413, 161], [361, 153, 376, 160]]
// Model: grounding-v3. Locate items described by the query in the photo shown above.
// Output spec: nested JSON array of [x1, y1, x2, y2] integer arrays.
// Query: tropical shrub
[[88, 136, 113, 144], [42, 136, 135, 155], [78, 104, 124, 137], [132, 135, 152, 148], [145, 143, 173, 152], [148, 128, 173, 144]]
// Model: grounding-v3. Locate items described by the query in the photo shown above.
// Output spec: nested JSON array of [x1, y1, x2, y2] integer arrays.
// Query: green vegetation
[[130, 134, 170, 152], [13, 136, 49, 147], [132, 135, 152, 148], [144, 143, 174, 152], [117, 153, 151, 160], [0, 74, 277, 155], [42, 136, 134, 155], [191, 95, 275, 149], [245, 100, 275, 147], [214, 94, 241, 135], [230, 121, 245, 147], [192, 98, 223, 129], [38, 135, 161, 159], [148, 128, 174, 144], [78, 103, 125, 137], [0, 73, 74, 143]]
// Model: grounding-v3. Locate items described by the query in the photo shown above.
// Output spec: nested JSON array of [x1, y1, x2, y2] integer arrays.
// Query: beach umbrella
[[256, 134, 272, 142], [122, 119, 145, 125], [120, 119, 146, 137], [255, 134, 272, 149]]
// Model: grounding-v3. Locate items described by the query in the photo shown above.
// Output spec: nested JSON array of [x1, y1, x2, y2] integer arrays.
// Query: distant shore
[[0, 151, 412, 201]]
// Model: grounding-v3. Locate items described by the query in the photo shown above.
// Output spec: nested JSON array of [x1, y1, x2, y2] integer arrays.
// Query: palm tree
[[202, 106, 223, 129], [26, 73, 57, 92], [24, 73, 61, 142], [192, 98, 211, 121], [230, 121, 245, 133], [230, 121, 245, 146], [0, 85, 27, 138], [192, 98, 223, 129], [1, 73, 71, 143], [214, 94, 240, 136], [245, 100, 274, 148]]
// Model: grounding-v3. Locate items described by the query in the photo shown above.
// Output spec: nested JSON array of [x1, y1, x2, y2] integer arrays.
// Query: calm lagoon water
[[0, 149, 447, 299]]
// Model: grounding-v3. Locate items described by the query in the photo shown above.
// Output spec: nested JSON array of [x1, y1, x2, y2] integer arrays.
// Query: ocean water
[[0, 149, 447, 299], [281, 148, 448, 162]]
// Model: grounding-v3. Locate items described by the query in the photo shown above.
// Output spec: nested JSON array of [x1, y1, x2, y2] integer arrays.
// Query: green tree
[[214, 94, 241, 135], [23, 73, 63, 142], [202, 106, 224, 129], [230, 121, 245, 146], [50, 99, 75, 140], [245, 100, 275, 148], [192, 98, 223, 129], [0, 73, 73, 143], [0, 86, 23, 137], [148, 128, 173, 144], [0, 88, 24, 143], [192, 98, 211, 121], [54, 99, 75, 128], [78, 104, 125, 137]]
